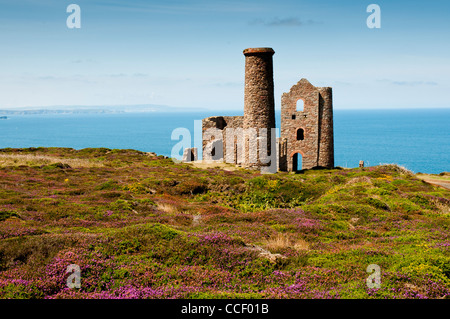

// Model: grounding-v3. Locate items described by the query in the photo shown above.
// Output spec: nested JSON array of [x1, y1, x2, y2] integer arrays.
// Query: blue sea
[[0, 109, 449, 174]]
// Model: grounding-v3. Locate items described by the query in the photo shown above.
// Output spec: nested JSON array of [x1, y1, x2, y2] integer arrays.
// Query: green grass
[[0, 147, 449, 299]]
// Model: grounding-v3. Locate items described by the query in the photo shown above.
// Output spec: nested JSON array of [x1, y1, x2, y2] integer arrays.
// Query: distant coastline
[[1, 106, 448, 116], [0, 104, 207, 115], [0, 109, 121, 115]]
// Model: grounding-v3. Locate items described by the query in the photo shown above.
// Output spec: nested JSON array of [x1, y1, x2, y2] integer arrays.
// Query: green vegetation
[[0, 147, 449, 299]]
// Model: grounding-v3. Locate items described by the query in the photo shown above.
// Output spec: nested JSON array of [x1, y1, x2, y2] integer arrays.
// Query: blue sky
[[0, 0, 449, 110]]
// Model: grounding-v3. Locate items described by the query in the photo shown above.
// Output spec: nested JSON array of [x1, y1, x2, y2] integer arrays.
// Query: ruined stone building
[[200, 47, 334, 172], [279, 78, 334, 171]]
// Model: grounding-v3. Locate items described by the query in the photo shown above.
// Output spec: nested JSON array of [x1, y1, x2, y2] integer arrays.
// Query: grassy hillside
[[0, 147, 449, 299]]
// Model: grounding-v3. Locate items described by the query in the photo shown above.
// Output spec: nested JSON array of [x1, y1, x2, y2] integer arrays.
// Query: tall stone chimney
[[243, 47, 276, 169]]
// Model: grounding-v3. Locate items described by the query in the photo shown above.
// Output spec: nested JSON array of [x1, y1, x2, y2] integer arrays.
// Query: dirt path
[[186, 161, 240, 171], [416, 174, 450, 190], [422, 180, 450, 190]]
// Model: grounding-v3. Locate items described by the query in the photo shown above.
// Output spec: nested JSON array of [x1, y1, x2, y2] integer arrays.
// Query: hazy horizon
[[1, 104, 449, 113]]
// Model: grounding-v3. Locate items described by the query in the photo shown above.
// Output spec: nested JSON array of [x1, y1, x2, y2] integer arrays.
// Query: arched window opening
[[296, 99, 304, 112], [296, 128, 304, 141]]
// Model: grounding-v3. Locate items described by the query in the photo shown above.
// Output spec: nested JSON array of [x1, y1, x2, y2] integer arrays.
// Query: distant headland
[[0, 104, 206, 115]]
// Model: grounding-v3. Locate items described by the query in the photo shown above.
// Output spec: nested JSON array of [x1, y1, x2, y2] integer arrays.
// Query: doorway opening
[[293, 152, 303, 172]]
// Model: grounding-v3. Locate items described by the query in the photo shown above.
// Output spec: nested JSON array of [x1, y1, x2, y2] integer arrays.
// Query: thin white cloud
[[71, 59, 97, 64], [133, 73, 149, 77], [378, 79, 438, 86], [106, 73, 127, 78], [212, 81, 242, 88], [249, 17, 319, 27], [92, 0, 260, 14], [18, 74, 96, 84]]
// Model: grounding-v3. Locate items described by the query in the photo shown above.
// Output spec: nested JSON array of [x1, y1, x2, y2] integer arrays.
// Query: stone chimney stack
[[317, 87, 334, 168], [243, 47, 276, 169]]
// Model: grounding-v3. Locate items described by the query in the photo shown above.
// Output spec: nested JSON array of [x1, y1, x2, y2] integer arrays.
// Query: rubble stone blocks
[[182, 148, 198, 162]]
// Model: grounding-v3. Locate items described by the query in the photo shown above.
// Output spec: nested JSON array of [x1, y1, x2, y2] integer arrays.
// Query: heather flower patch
[[0, 148, 449, 298]]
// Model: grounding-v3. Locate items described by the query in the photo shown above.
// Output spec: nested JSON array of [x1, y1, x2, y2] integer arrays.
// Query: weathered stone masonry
[[202, 115, 243, 163], [201, 48, 334, 172], [279, 78, 334, 171], [243, 48, 276, 169]]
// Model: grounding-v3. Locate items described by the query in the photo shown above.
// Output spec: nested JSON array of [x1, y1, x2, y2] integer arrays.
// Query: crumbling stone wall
[[202, 116, 243, 163], [182, 148, 198, 162], [280, 78, 334, 171]]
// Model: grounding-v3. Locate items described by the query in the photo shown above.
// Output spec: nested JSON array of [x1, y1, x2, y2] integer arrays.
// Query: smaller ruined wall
[[202, 116, 244, 162], [277, 137, 287, 171]]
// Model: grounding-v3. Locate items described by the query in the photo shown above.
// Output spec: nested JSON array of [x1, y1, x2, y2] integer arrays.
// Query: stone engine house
[[201, 47, 334, 172]]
